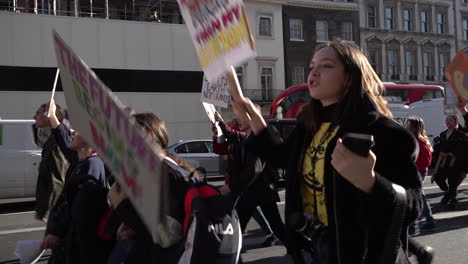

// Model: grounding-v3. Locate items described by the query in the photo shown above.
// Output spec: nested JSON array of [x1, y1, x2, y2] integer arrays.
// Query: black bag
[[178, 183, 242, 264]]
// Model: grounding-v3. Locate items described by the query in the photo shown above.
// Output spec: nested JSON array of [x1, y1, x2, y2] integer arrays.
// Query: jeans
[[419, 171, 433, 220]]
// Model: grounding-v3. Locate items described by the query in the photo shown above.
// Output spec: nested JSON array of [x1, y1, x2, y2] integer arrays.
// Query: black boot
[[417, 246, 435, 264]]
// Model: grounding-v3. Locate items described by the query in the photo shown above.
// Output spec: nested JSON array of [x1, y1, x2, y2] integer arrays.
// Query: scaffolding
[[0, 0, 183, 24]]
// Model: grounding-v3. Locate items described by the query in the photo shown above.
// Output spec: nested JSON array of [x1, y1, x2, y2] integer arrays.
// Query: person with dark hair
[[231, 39, 422, 263], [431, 114, 468, 206], [41, 99, 110, 264], [213, 113, 287, 249], [33, 102, 70, 222], [107, 112, 202, 264]]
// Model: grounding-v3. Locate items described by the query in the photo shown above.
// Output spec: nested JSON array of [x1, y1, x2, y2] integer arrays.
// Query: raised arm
[[48, 99, 77, 163]]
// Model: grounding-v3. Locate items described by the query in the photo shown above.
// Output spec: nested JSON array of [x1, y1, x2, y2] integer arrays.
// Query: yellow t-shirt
[[301, 122, 339, 226]]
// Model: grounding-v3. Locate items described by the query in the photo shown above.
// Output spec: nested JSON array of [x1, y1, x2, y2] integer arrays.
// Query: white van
[[389, 98, 446, 143], [0, 120, 41, 199]]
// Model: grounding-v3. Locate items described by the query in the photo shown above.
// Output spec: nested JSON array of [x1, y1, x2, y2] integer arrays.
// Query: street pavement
[[1, 180, 468, 263]]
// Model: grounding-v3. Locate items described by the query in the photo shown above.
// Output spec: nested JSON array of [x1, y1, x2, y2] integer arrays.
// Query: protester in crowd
[[213, 110, 289, 252], [212, 113, 284, 247], [40, 99, 111, 264], [404, 117, 435, 264], [231, 39, 422, 263], [33, 102, 70, 222], [431, 114, 468, 206], [405, 116, 435, 233], [107, 112, 202, 264]]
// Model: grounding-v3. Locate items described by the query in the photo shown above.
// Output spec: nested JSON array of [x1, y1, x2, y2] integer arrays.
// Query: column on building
[[431, 4, 436, 34], [381, 41, 387, 81], [396, 0, 402, 31], [417, 43, 423, 82], [434, 44, 439, 82], [379, 0, 385, 29], [399, 42, 406, 81], [415, 2, 420, 32]]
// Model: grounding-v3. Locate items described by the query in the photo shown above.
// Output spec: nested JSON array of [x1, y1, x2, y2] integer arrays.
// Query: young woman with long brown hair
[[232, 40, 422, 264]]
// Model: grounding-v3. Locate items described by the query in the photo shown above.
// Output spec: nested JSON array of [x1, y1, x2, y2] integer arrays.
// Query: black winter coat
[[247, 98, 422, 264], [114, 159, 190, 264], [46, 124, 109, 264]]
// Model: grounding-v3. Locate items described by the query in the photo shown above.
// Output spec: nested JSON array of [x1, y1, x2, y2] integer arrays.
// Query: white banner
[[177, 0, 256, 82], [52, 30, 164, 244]]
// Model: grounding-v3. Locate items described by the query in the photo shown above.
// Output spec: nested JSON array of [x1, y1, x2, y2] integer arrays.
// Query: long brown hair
[[134, 113, 169, 150], [406, 116, 433, 152], [133, 112, 200, 178], [297, 39, 392, 135]]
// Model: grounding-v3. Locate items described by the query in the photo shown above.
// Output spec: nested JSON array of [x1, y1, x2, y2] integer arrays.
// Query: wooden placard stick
[[226, 66, 251, 121]]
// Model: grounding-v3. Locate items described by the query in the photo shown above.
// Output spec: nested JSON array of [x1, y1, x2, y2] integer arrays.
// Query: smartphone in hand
[[342, 133, 374, 157]]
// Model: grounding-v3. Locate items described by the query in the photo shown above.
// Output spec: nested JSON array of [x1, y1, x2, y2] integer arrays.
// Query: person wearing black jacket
[[431, 113, 468, 206], [231, 40, 422, 264], [216, 113, 288, 250], [107, 113, 201, 264], [41, 99, 109, 264]]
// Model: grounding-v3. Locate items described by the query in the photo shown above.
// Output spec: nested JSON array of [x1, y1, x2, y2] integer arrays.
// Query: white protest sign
[[201, 74, 230, 108], [52, 30, 165, 245], [202, 102, 217, 124], [177, 0, 256, 82]]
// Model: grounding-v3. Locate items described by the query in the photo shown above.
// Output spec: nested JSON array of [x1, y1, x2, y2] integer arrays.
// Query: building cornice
[[254, 0, 358, 11]]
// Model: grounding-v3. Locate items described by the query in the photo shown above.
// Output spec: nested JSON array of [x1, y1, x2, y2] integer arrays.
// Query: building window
[[368, 6, 376, 28], [385, 7, 394, 29], [260, 65, 274, 90], [465, 20, 468, 40], [316, 21, 328, 41], [258, 15, 272, 37], [235, 66, 244, 89], [291, 67, 305, 85], [341, 22, 353, 41], [437, 13, 445, 34], [423, 52, 433, 80], [405, 51, 416, 80], [387, 50, 398, 79], [368, 49, 379, 73], [421, 11, 428, 33], [289, 18, 303, 41], [439, 53, 448, 80], [403, 9, 411, 31]]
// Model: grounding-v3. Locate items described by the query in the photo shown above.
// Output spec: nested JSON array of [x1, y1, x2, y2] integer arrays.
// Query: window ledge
[[290, 38, 305, 42], [258, 35, 274, 40]]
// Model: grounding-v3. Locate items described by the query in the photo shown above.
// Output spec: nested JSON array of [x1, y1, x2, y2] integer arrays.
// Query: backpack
[[178, 183, 242, 264]]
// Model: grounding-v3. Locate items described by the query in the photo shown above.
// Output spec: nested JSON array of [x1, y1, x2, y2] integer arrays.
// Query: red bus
[[269, 83, 445, 119]]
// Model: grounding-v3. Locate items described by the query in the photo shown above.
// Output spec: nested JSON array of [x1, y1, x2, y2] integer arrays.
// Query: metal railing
[[242, 89, 283, 103], [0, 1, 184, 24]]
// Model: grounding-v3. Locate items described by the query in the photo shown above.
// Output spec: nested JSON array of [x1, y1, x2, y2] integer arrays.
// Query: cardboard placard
[[445, 50, 468, 103], [52, 30, 164, 244], [201, 74, 230, 108], [177, 0, 256, 81]]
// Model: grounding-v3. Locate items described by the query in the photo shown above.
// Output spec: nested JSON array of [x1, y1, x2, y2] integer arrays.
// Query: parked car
[[167, 140, 224, 177], [0, 120, 42, 199]]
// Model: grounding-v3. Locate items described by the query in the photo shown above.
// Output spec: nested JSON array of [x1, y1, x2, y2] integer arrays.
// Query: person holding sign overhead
[[41, 99, 111, 264], [33, 102, 70, 222], [230, 40, 422, 264], [107, 112, 203, 264]]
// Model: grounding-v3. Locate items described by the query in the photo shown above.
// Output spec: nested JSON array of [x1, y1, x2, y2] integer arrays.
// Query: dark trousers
[[236, 182, 287, 246], [434, 167, 466, 198]]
